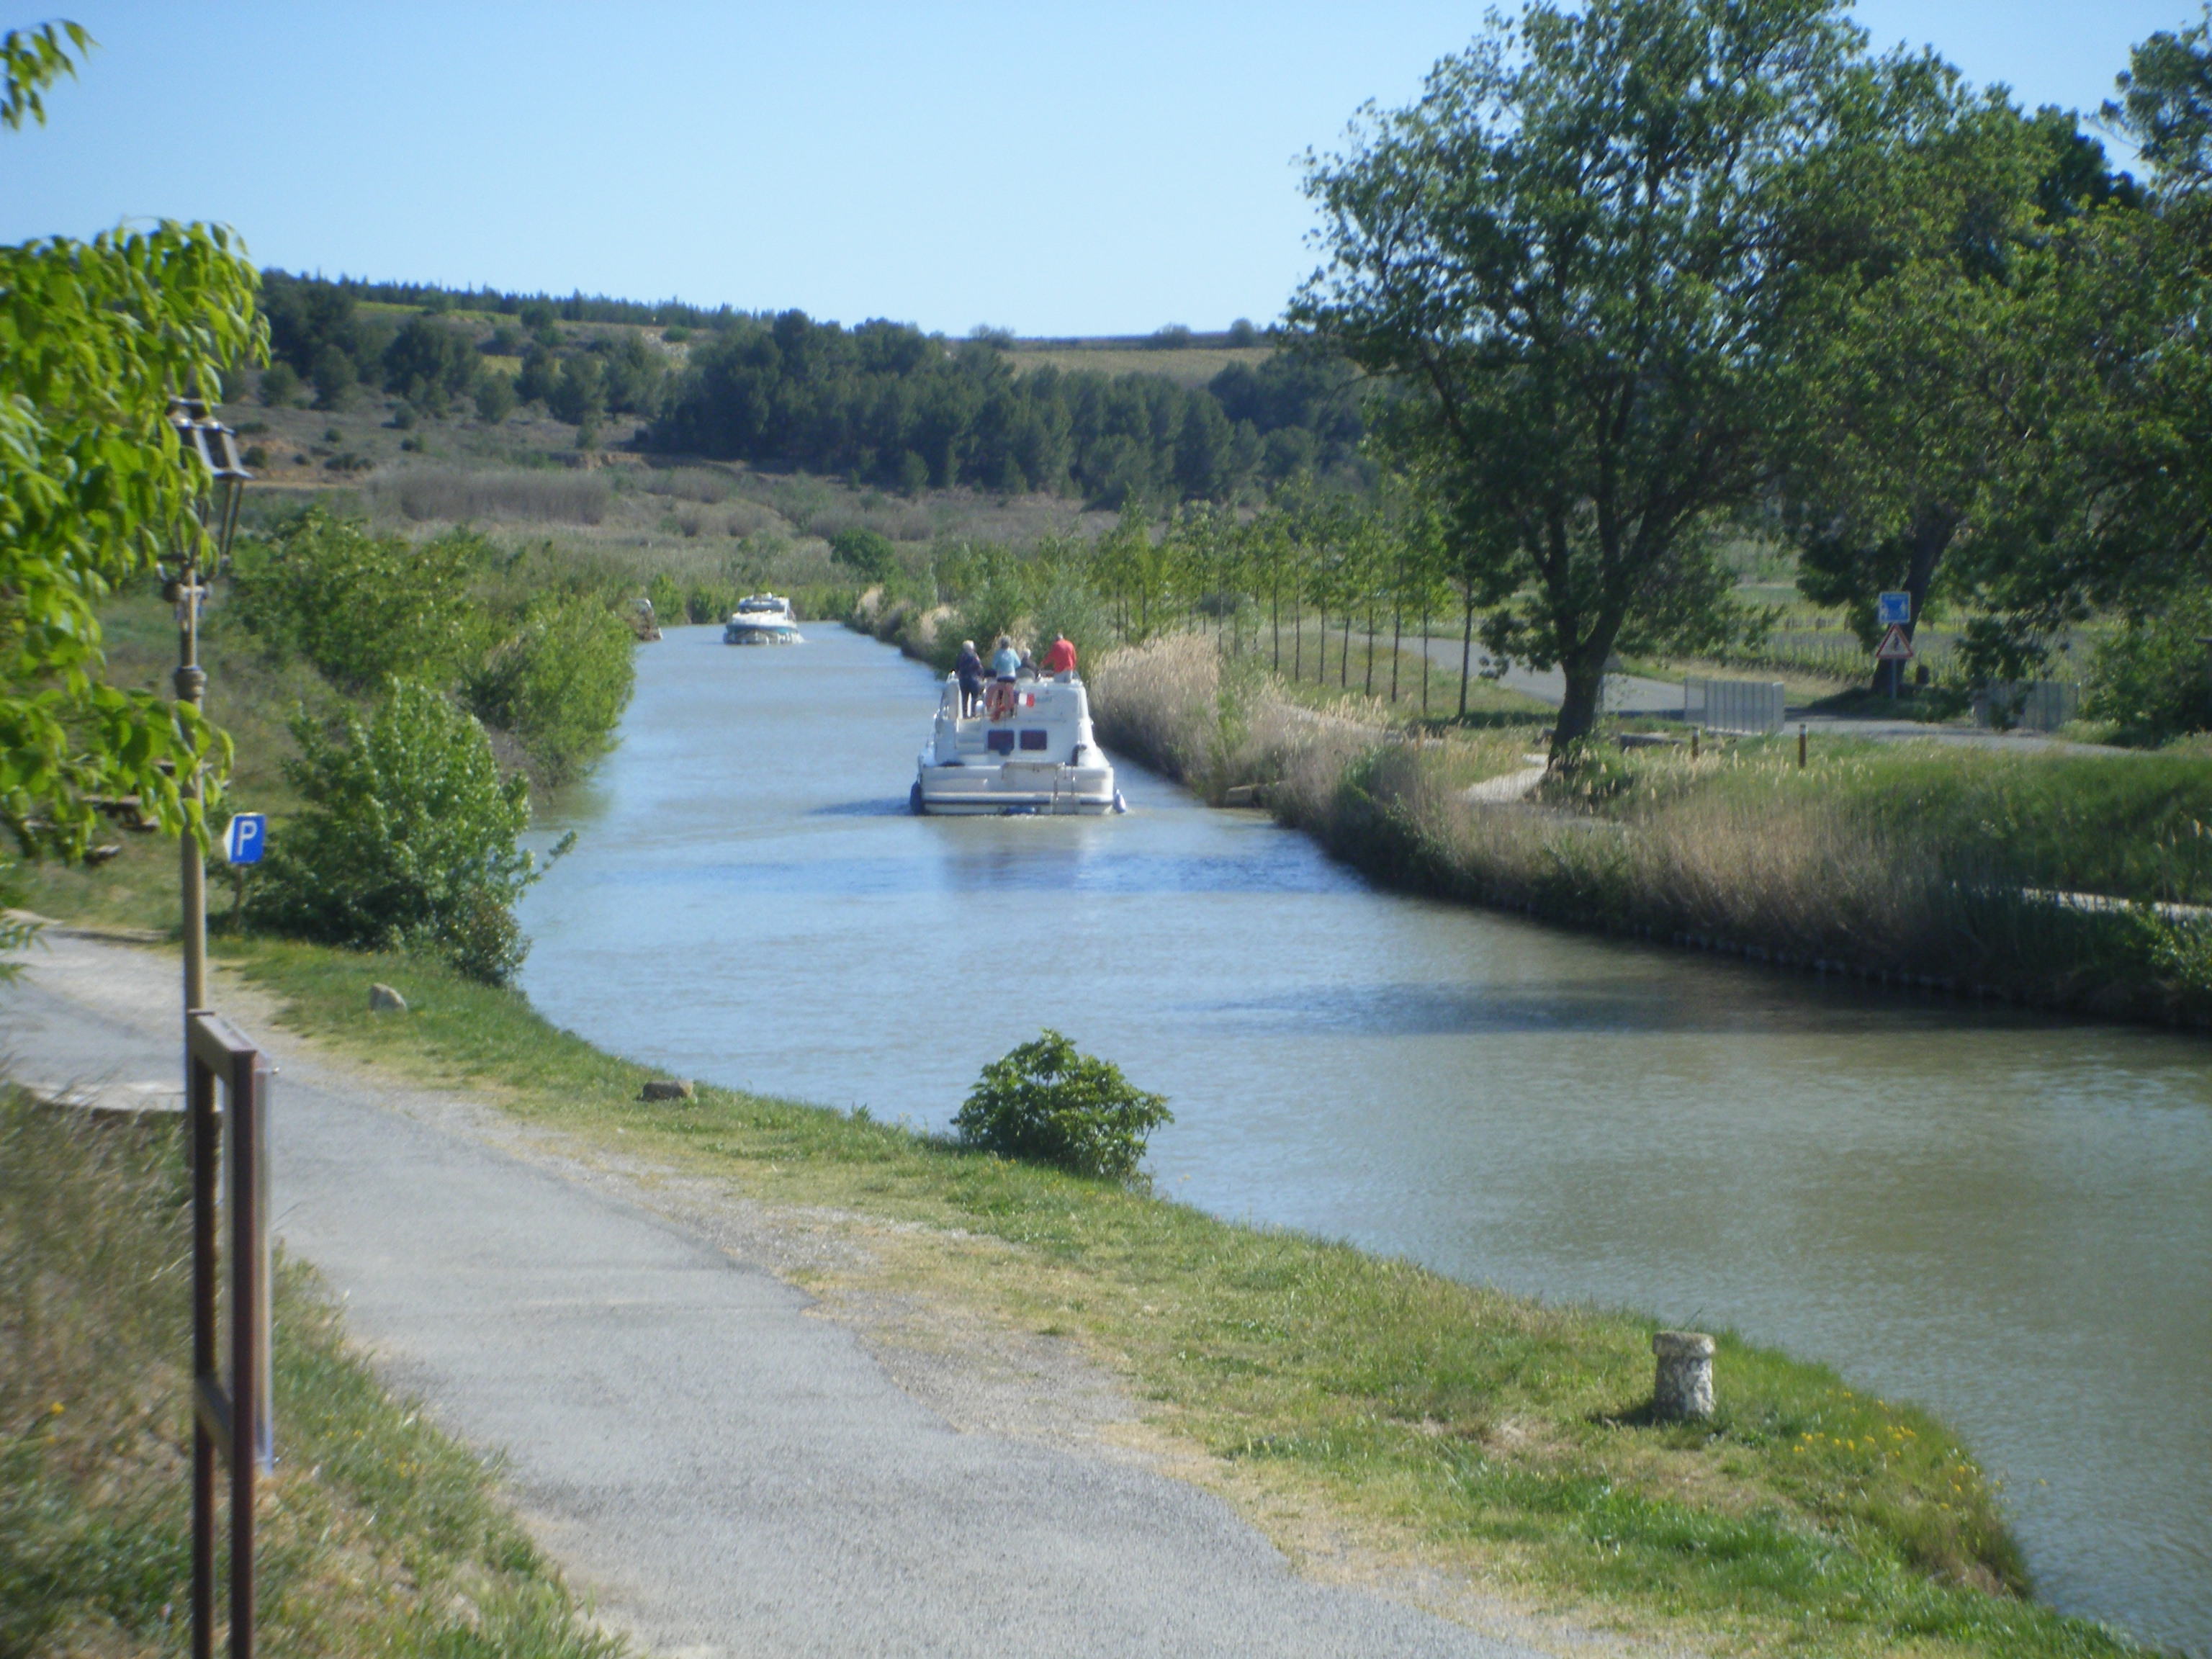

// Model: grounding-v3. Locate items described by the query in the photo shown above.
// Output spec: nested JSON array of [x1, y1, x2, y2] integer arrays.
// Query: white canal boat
[[723, 595, 803, 644], [912, 672, 1125, 815]]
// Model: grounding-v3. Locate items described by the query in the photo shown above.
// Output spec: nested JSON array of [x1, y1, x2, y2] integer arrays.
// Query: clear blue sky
[[0, 1, 2194, 336]]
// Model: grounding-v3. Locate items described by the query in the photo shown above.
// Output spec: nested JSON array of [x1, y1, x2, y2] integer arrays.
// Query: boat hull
[[724, 624, 803, 645], [915, 763, 1117, 816]]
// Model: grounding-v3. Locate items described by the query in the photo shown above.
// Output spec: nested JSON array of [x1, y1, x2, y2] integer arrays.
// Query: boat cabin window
[[1019, 729, 1049, 750], [986, 729, 1015, 755]]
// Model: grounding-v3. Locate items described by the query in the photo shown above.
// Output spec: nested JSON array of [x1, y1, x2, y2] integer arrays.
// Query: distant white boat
[[724, 595, 803, 644], [913, 671, 1123, 815]]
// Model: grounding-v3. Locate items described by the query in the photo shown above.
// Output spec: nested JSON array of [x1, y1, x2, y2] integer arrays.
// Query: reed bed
[[1087, 634, 2212, 1029], [369, 467, 611, 526]]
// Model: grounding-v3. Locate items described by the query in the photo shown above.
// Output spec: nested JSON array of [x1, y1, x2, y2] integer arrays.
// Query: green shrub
[[251, 681, 541, 984], [230, 509, 485, 692], [2083, 593, 2212, 747], [1030, 573, 1111, 673], [257, 360, 302, 406], [464, 594, 636, 783], [828, 527, 897, 583], [954, 1030, 1171, 1182], [473, 369, 516, 423], [645, 572, 685, 626], [685, 583, 737, 624]]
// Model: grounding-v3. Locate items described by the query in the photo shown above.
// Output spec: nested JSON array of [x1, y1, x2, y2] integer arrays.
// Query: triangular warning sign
[[1874, 622, 1915, 661]]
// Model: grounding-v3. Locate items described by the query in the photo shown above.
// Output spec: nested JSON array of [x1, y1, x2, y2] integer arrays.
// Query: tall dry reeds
[[1087, 633, 2206, 1025], [369, 467, 611, 525], [639, 467, 730, 505]]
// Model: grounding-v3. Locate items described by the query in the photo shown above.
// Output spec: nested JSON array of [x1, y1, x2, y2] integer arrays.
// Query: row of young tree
[[858, 481, 1731, 720], [1274, 0, 2212, 755]]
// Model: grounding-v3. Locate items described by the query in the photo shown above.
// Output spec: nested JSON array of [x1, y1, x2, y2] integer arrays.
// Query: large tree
[[1772, 86, 2110, 670], [1292, 0, 1872, 755], [1929, 9, 2212, 684], [0, 24, 261, 859]]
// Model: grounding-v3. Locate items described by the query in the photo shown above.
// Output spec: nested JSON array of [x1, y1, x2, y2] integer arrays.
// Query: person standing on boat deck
[[1042, 633, 1076, 677], [955, 639, 984, 717], [987, 635, 1020, 720]]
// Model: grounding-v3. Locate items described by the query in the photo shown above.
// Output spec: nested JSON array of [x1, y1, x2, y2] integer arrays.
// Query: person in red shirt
[[1041, 634, 1076, 675]]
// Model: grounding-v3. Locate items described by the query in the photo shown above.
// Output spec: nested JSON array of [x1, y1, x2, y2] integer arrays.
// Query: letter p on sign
[[222, 813, 266, 866]]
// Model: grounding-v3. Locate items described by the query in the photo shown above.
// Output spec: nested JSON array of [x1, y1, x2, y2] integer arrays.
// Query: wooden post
[[189, 1012, 270, 1659], [1798, 724, 1807, 770]]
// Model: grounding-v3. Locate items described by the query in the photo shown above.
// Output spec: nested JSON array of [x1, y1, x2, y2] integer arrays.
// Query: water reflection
[[518, 624, 2211, 1654]]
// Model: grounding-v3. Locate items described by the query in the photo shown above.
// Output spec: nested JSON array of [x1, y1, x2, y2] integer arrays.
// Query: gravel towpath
[[4, 929, 1583, 1659]]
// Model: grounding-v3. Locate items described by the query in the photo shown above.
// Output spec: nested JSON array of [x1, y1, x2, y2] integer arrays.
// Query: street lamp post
[[163, 397, 249, 1014]]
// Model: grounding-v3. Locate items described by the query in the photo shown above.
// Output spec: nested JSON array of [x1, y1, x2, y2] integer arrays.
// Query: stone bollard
[[369, 983, 408, 1013], [1652, 1331, 1715, 1421]]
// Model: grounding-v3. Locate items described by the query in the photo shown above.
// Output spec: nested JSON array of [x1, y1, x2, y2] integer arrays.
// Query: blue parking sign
[[223, 812, 266, 865]]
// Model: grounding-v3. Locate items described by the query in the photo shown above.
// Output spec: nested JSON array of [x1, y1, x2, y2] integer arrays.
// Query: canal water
[[518, 624, 2211, 1654]]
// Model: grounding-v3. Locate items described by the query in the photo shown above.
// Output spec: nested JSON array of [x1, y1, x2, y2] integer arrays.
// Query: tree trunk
[[1364, 602, 1375, 696], [1458, 588, 1474, 720], [1390, 604, 1402, 703], [1869, 508, 1957, 693], [1421, 604, 1430, 718], [1552, 643, 1613, 758], [1271, 577, 1280, 672]]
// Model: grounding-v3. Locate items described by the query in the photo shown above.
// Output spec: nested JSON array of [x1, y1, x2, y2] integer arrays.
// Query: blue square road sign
[[222, 812, 266, 865], [1876, 591, 1912, 627]]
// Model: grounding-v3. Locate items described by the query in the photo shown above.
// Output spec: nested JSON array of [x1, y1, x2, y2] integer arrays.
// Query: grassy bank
[[0, 1090, 620, 1658], [215, 935, 2142, 1658], [1087, 634, 2212, 1032]]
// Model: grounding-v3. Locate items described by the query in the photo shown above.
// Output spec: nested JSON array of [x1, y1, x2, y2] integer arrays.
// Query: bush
[[472, 369, 516, 424], [954, 1030, 1171, 1181], [646, 572, 685, 626], [251, 681, 541, 984], [229, 509, 485, 691], [2083, 593, 2212, 746], [828, 526, 897, 583], [257, 360, 302, 406], [548, 356, 606, 428], [381, 316, 477, 415], [1030, 572, 1110, 673], [464, 594, 636, 782]]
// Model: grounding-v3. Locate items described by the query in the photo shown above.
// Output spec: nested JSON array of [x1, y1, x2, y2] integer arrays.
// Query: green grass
[[216, 935, 2146, 1658], [1001, 341, 1272, 389], [0, 1091, 621, 1658]]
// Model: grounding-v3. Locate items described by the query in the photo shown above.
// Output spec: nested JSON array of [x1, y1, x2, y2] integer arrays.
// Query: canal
[[518, 623, 2211, 1653]]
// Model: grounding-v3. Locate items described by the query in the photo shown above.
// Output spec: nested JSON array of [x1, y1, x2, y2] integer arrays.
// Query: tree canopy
[[1292, 0, 1871, 752], [0, 22, 261, 855], [649, 311, 1354, 506]]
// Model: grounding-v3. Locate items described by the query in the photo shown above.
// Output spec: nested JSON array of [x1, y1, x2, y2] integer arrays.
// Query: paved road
[[5, 930, 1563, 1659], [1406, 634, 2126, 752], [1409, 635, 1684, 715]]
